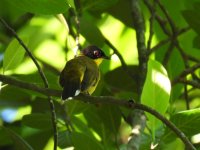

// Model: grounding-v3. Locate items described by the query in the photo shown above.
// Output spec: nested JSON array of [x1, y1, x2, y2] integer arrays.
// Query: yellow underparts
[[94, 58, 103, 66]]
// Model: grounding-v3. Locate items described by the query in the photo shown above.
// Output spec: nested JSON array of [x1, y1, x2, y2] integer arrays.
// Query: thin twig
[[0, 74, 196, 150], [163, 40, 174, 66], [187, 55, 200, 63], [177, 79, 200, 89], [175, 41, 189, 68], [155, 0, 177, 34], [104, 39, 137, 82], [145, 0, 156, 51], [172, 63, 200, 85], [0, 18, 58, 150], [148, 38, 170, 55], [74, 0, 81, 56], [143, 0, 171, 36]]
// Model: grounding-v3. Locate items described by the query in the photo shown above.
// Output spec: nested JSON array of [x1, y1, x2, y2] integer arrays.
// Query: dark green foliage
[[0, 0, 200, 150]]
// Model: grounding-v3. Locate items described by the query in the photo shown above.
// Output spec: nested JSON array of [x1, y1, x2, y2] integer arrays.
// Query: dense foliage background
[[0, 0, 200, 150]]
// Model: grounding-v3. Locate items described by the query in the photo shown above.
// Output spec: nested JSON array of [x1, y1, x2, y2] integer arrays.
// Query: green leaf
[[80, 13, 104, 46], [3, 38, 27, 72], [21, 127, 52, 150], [167, 49, 184, 101], [182, 8, 200, 35], [65, 100, 89, 117], [106, 0, 133, 28], [71, 116, 94, 137], [8, 0, 69, 15], [67, 0, 76, 9], [97, 105, 121, 134], [141, 59, 171, 140], [82, 0, 118, 11], [2, 126, 33, 150], [72, 131, 104, 150], [83, 105, 121, 148], [0, 127, 12, 145], [162, 108, 200, 143], [0, 86, 31, 107], [160, 138, 185, 150], [193, 35, 200, 49], [104, 65, 139, 93], [22, 113, 52, 130], [171, 108, 200, 136], [58, 130, 72, 149], [13, 70, 60, 89]]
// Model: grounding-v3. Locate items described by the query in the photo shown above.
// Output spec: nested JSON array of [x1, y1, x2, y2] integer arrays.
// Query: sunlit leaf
[[3, 38, 27, 72], [2, 126, 33, 150], [22, 113, 52, 130], [8, 0, 69, 15], [141, 59, 171, 140]]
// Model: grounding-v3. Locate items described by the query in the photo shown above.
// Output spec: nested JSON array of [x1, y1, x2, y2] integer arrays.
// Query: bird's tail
[[61, 81, 80, 100]]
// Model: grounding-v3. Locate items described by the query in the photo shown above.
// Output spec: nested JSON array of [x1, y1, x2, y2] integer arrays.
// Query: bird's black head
[[81, 45, 109, 60]]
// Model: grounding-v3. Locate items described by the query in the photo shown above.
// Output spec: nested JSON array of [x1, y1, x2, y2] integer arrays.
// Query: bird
[[59, 45, 109, 100]]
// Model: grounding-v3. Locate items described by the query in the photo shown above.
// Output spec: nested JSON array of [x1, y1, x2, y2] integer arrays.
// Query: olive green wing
[[59, 58, 86, 99], [80, 61, 100, 94]]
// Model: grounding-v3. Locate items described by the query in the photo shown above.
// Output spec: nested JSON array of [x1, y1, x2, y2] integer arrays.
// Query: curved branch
[[0, 74, 195, 150], [0, 18, 58, 150]]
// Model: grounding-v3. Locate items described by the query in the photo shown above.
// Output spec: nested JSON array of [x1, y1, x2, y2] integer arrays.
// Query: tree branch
[[0, 18, 58, 150], [130, 0, 148, 149], [0, 74, 195, 150], [131, 0, 148, 96], [0, 74, 61, 97]]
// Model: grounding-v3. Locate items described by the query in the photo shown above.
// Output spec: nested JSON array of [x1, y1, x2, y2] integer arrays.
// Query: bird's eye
[[93, 50, 100, 56]]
